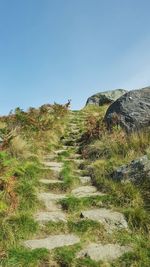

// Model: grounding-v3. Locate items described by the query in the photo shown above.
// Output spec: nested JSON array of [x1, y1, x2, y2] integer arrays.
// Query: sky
[[0, 0, 150, 114]]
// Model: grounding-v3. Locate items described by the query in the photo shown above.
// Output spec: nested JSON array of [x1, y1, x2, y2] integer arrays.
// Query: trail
[[23, 110, 131, 263]]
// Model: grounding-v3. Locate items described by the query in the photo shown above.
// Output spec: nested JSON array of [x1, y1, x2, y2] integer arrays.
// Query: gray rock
[[80, 208, 128, 231], [24, 234, 80, 250], [86, 89, 126, 106], [42, 161, 63, 172], [34, 211, 67, 223], [104, 87, 150, 132], [38, 192, 66, 211], [72, 186, 105, 198], [55, 149, 67, 155], [79, 176, 92, 184], [112, 155, 150, 184], [39, 179, 63, 184], [77, 243, 132, 262]]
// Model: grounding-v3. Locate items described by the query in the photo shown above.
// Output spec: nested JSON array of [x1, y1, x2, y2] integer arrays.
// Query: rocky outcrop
[[86, 89, 127, 106], [104, 87, 150, 132], [112, 155, 150, 185]]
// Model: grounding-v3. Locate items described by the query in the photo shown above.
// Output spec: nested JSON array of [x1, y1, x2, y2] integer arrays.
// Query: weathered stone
[[79, 176, 91, 184], [73, 159, 84, 165], [38, 192, 66, 211], [86, 89, 126, 106], [34, 211, 67, 223], [77, 243, 131, 261], [42, 161, 63, 168], [72, 186, 104, 198], [112, 155, 150, 184], [104, 87, 150, 132], [39, 179, 63, 184], [69, 154, 81, 159], [80, 208, 128, 231], [24, 234, 80, 250], [43, 154, 55, 161], [42, 161, 63, 172]]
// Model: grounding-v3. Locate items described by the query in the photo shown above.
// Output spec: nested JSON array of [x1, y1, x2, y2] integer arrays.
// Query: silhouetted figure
[[65, 99, 71, 109]]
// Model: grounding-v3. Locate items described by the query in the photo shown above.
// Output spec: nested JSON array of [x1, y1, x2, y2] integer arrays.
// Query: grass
[[79, 105, 150, 266], [1, 104, 150, 266], [0, 247, 49, 267], [0, 103, 69, 264], [42, 219, 105, 240], [0, 213, 38, 249], [54, 244, 81, 267], [123, 207, 150, 233], [112, 231, 150, 267], [9, 135, 31, 159], [76, 258, 100, 267], [59, 195, 112, 212], [59, 161, 80, 192]]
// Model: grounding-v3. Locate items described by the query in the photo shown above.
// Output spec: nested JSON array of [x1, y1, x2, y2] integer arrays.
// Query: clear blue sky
[[0, 0, 150, 114]]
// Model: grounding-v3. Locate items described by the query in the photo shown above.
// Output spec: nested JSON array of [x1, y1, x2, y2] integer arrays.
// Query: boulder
[[112, 155, 150, 184], [104, 87, 150, 132], [86, 89, 126, 106]]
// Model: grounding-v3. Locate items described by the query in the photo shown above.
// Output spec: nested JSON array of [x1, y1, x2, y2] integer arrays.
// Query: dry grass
[[9, 135, 31, 159]]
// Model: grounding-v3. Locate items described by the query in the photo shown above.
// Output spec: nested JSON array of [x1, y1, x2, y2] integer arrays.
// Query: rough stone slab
[[79, 176, 91, 184], [38, 192, 66, 211], [80, 209, 128, 231], [34, 211, 67, 223], [39, 179, 63, 184], [77, 243, 132, 262], [50, 166, 62, 172], [43, 155, 55, 161], [73, 159, 84, 164], [42, 162, 63, 168], [69, 154, 81, 159], [72, 186, 105, 198], [42, 161, 63, 173], [55, 149, 67, 154], [24, 234, 80, 250]]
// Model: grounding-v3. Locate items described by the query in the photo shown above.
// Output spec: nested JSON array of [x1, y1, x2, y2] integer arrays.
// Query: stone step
[[43, 155, 55, 161], [69, 154, 81, 159], [55, 149, 67, 155], [42, 161, 63, 168], [42, 161, 63, 172], [72, 186, 105, 198], [39, 179, 63, 185], [77, 243, 132, 262], [73, 159, 84, 165], [24, 234, 80, 250], [38, 192, 66, 211], [80, 208, 128, 231], [79, 176, 91, 184], [34, 211, 67, 223]]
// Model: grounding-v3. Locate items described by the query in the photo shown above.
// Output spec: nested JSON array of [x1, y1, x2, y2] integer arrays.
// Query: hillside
[[0, 97, 150, 267]]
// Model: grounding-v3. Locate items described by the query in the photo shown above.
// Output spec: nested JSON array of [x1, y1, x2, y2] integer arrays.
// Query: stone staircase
[[23, 111, 132, 264]]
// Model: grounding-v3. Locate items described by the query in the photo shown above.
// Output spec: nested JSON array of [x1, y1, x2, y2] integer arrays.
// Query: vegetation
[[0, 102, 150, 266], [0, 103, 68, 266], [79, 105, 150, 266]]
